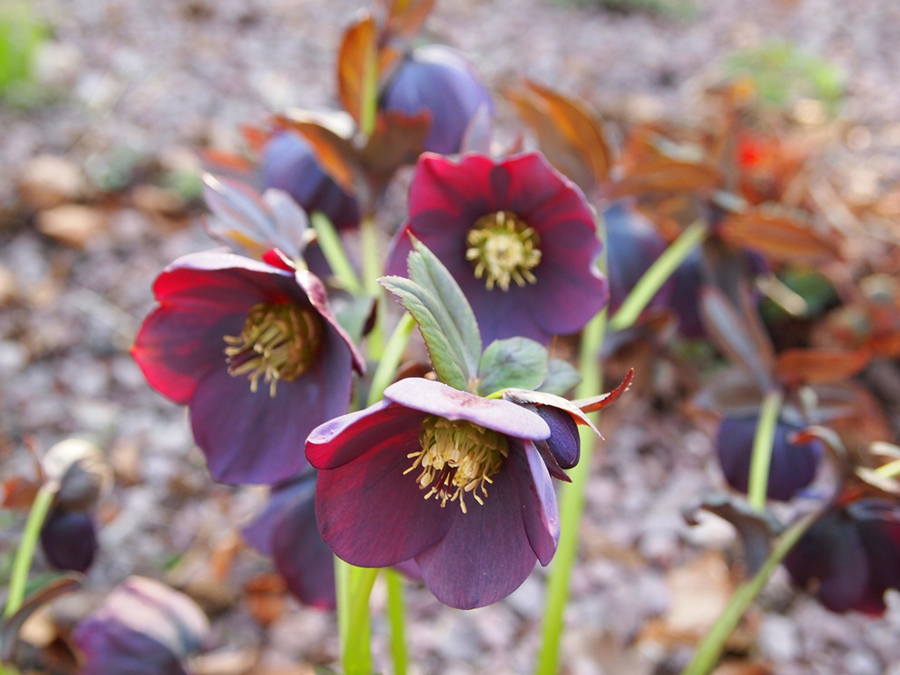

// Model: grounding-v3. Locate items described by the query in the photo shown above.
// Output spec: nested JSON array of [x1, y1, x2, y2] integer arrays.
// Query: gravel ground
[[2, 0, 900, 673]]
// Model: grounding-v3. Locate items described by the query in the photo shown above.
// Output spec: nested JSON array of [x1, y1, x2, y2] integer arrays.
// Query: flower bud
[[381, 44, 493, 155], [261, 131, 360, 230]]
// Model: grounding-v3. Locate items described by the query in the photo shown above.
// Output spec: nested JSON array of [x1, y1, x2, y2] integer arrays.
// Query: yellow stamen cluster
[[405, 415, 509, 513], [465, 211, 542, 291], [224, 302, 323, 396]]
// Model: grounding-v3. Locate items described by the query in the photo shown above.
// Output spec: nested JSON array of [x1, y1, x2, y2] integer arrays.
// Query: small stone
[[18, 155, 87, 211]]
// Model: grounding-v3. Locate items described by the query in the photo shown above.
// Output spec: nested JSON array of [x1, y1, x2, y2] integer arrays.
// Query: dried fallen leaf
[[17, 155, 87, 211], [36, 204, 106, 247]]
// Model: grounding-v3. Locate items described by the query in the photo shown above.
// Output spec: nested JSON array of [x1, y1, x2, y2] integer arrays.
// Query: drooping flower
[[603, 201, 672, 315], [386, 152, 608, 345], [132, 251, 364, 484], [41, 510, 98, 573], [716, 415, 822, 501], [380, 44, 493, 155], [306, 376, 574, 610], [242, 471, 336, 609], [785, 499, 900, 614], [261, 130, 361, 231], [73, 576, 209, 675]]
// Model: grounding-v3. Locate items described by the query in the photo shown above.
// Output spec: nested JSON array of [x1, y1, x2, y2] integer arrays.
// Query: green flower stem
[[680, 511, 818, 675], [747, 389, 785, 512], [536, 306, 607, 675], [608, 219, 709, 332], [360, 36, 378, 139], [367, 313, 415, 407], [385, 569, 408, 675], [361, 215, 385, 359], [4, 484, 55, 620], [336, 559, 380, 675], [311, 212, 363, 295]]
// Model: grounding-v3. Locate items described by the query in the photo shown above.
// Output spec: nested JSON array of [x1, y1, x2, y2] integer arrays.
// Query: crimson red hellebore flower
[[386, 152, 609, 346], [785, 499, 900, 614], [132, 250, 364, 485], [381, 44, 493, 155], [306, 377, 579, 610]]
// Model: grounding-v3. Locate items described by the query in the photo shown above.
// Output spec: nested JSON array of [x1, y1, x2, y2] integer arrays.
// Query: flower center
[[465, 211, 542, 291], [223, 302, 323, 396], [405, 415, 509, 513]]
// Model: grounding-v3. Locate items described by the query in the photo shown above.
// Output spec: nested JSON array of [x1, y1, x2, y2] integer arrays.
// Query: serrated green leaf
[[477, 337, 549, 396], [407, 238, 482, 375], [538, 358, 582, 395], [379, 276, 469, 390]]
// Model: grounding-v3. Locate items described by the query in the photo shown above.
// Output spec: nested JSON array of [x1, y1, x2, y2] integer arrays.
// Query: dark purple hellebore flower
[[716, 415, 821, 501], [386, 152, 609, 345], [261, 131, 361, 231], [40, 510, 97, 573], [306, 377, 571, 610], [73, 576, 209, 675], [243, 471, 336, 609], [604, 201, 672, 315], [381, 44, 493, 155], [132, 251, 364, 485], [785, 499, 900, 614]]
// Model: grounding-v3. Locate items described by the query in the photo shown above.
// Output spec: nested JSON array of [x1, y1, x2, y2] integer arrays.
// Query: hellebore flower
[[73, 576, 209, 675], [386, 152, 608, 345], [306, 377, 576, 610], [716, 415, 822, 501], [604, 201, 672, 315], [785, 499, 900, 614], [261, 131, 361, 231], [243, 471, 336, 609], [132, 251, 364, 484], [381, 44, 493, 155]]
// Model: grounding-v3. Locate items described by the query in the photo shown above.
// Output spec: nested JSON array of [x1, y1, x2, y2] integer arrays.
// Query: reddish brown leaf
[[718, 210, 841, 264], [337, 15, 378, 128], [776, 348, 871, 385], [608, 157, 721, 198], [379, 0, 434, 41], [506, 81, 611, 194], [2, 476, 40, 509], [573, 368, 635, 413], [275, 116, 358, 195]]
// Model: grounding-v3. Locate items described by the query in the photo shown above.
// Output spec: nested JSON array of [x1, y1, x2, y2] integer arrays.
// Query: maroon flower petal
[[268, 478, 337, 609], [414, 458, 537, 609], [315, 417, 455, 567], [306, 401, 424, 470], [132, 251, 300, 404], [190, 320, 353, 484], [384, 378, 550, 440], [533, 405, 580, 469], [509, 439, 559, 565]]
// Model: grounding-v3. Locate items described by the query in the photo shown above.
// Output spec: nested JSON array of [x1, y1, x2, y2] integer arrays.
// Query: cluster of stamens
[[224, 301, 323, 396], [405, 415, 509, 513], [465, 211, 542, 291]]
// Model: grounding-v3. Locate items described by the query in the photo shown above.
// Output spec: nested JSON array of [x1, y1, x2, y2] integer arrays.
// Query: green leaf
[[477, 337, 548, 396], [406, 238, 482, 376], [379, 276, 469, 391], [538, 358, 582, 395]]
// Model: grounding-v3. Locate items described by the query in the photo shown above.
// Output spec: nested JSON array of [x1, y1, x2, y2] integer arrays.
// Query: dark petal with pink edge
[[414, 456, 537, 609]]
